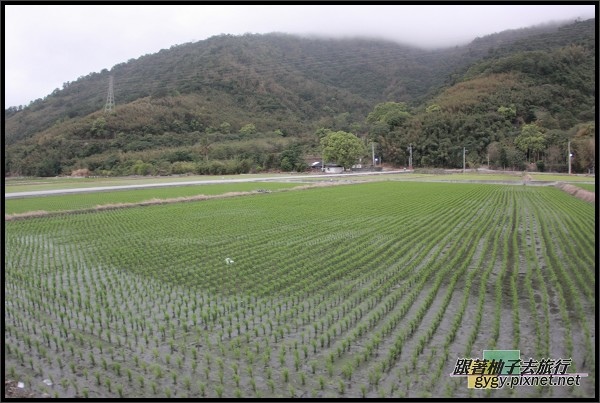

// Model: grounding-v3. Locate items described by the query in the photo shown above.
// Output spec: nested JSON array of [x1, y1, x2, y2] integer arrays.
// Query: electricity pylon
[[104, 75, 115, 113]]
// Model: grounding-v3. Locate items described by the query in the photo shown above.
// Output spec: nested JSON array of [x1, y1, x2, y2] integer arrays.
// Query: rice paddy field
[[4, 178, 596, 398]]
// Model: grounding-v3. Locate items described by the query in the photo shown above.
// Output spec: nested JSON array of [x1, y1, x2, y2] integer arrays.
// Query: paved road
[[5, 171, 406, 199]]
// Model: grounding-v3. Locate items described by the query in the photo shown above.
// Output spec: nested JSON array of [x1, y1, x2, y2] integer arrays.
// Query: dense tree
[[279, 144, 306, 172], [197, 134, 215, 162], [570, 123, 595, 173], [365, 102, 413, 165], [366, 102, 411, 130], [239, 123, 257, 137], [320, 131, 367, 170], [515, 124, 546, 163]]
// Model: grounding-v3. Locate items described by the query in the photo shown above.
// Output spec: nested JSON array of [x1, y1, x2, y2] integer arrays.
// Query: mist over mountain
[[4, 18, 595, 176]]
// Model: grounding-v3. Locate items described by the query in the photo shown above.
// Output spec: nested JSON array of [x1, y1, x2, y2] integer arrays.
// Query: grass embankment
[[4, 182, 302, 216]]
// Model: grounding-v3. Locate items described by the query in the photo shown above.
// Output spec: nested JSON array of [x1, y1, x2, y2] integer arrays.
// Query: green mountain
[[4, 18, 595, 176]]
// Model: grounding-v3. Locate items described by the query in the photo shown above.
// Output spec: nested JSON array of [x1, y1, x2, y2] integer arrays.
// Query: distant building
[[309, 160, 344, 173], [324, 164, 344, 174]]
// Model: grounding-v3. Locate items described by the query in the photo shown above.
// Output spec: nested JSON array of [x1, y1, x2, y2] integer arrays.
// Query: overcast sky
[[4, 4, 596, 108]]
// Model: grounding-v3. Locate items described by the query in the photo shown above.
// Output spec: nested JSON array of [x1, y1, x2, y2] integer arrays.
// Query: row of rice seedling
[[520, 202, 550, 360], [415, 187, 506, 395], [530, 189, 595, 378], [421, 188, 510, 397], [536, 189, 595, 299]]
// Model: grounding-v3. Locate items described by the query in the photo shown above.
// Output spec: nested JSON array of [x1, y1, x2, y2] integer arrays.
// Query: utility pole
[[372, 142, 375, 166], [104, 75, 115, 113], [408, 144, 413, 170], [463, 147, 467, 173], [567, 140, 572, 175]]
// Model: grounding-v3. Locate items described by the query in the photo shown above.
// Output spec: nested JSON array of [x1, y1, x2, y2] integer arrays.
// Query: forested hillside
[[4, 18, 595, 176], [371, 18, 595, 172]]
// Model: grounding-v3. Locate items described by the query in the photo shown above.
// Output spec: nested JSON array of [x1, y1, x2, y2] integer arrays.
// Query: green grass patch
[[529, 173, 595, 182], [412, 173, 522, 182], [302, 173, 524, 183], [4, 182, 300, 214]]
